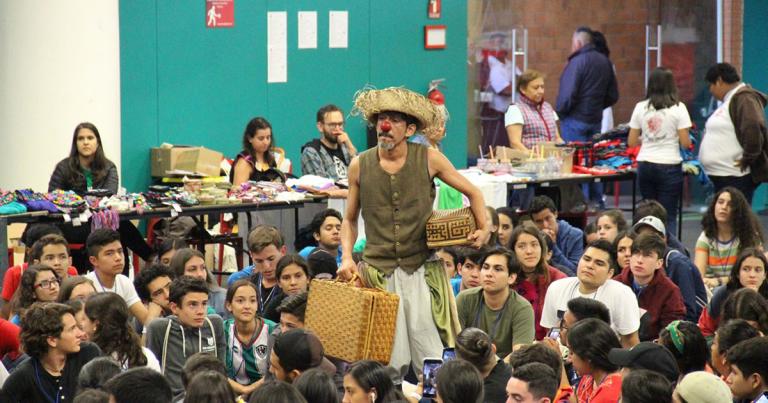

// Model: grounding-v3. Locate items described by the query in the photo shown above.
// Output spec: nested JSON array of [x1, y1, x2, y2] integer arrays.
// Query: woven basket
[[426, 207, 476, 248], [305, 278, 400, 364]]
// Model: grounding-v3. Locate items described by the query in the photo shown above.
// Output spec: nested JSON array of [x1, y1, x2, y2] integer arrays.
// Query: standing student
[[144, 277, 226, 396], [82, 293, 160, 371], [84, 229, 154, 325], [223, 280, 277, 397], [0, 303, 101, 402], [456, 247, 535, 358], [628, 67, 692, 236], [48, 122, 153, 272]]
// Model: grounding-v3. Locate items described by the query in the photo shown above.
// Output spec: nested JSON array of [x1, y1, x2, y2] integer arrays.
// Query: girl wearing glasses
[[9, 265, 60, 325]]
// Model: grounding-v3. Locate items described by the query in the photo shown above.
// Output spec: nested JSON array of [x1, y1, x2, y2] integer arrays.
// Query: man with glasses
[[300, 104, 358, 181]]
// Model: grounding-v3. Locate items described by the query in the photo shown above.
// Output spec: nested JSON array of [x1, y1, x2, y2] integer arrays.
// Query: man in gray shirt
[[145, 276, 225, 395]]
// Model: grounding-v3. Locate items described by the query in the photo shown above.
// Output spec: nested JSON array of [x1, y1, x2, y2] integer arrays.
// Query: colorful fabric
[[695, 232, 740, 278], [576, 373, 622, 403]]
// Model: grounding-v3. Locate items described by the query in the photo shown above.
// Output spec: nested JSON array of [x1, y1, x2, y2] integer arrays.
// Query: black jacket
[[48, 158, 119, 195]]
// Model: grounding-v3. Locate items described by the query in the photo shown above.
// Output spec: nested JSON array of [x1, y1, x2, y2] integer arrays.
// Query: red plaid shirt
[[516, 94, 558, 148]]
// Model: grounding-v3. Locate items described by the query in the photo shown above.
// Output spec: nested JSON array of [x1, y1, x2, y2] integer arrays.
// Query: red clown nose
[[380, 121, 392, 132]]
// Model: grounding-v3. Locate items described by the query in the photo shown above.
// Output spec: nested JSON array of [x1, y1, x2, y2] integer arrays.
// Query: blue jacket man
[[529, 196, 583, 276]]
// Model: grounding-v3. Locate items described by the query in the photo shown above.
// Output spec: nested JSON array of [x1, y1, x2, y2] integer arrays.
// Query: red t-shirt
[[1, 263, 78, 301], [0, 318, 20, 360], [576, 373, 622, 403]]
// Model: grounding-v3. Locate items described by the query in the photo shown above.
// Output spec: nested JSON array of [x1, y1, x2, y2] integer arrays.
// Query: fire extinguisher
[[428, 0, 441, 19], [427, 78, 446, 105]]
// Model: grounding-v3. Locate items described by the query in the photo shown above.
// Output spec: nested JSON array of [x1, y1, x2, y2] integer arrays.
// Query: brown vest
[[359, 143, 435, 274]]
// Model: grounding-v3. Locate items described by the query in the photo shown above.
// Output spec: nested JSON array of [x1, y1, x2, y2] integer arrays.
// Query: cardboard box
[[151, 146, 223, 177]]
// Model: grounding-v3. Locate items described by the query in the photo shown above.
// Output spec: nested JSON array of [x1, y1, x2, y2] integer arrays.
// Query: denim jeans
[[561, 117, 604, 206], [709, 174, 756, 205], [637, 161, 683, 236]]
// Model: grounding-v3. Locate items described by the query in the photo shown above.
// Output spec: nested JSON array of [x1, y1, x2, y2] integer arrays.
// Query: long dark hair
[[15, 264, 58, 312], [646, 67, 680, 110], [567, 318, 620, 373], [455, 327, 496, 373], [435, 360, 484, 403], [85, 293, 147, 368], [185, 370, 236, 403], [346, 361, 402, 403], [169, 248, 220, 290], [242, 117, 276, 168], [509, 224, 550, 283], [591, 30, 610, 58], [727, 247, 768, 296], [67, 122, 111, 184], [721, 288, 768, 335], [701, 187, 764, 250], [657, 320, 707, 375]]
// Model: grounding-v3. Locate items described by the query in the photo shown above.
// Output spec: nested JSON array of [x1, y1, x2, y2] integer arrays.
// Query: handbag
[[426, 207, 476, 248], [305, 276, 399, 364]]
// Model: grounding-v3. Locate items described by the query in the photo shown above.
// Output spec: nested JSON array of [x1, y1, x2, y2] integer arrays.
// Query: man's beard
[[323, 130, 338, 144], [378, 133, 395, 150]]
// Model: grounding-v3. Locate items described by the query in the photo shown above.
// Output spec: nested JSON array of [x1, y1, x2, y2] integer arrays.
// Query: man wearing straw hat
[[338, 86, 491, 376]]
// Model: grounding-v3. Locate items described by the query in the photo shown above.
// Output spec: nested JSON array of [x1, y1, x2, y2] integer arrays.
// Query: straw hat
[[351, 86, 442, 133]]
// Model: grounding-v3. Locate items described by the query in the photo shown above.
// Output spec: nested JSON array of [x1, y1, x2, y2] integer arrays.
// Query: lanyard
[[255, 273, 276, 314], [34, 360, 62, 403], [473, 293, 510, 340]]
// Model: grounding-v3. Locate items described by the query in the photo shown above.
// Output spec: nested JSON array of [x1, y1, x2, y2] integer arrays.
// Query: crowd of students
[[0, 186, 766, 402]]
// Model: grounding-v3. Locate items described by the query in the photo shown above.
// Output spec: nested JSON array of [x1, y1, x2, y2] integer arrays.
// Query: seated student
[[595, 209, 629, 244], [297, 209, 342, 265], [249, 381, 308, 403], [456, 246, 535, 359], [510, 225, 567, 340], [58, 276, 97, 302], [84, 229, 153, 325], [0, 317, 21, 369], [185, 370, 236, 403], [179, 352, 228, 402], [262, 255, 310, 323], [613, 231, 634, 275], [450, 247, 486, 296], [145, 277, 226, 395], [583, 220, 599, 246], [541, 239, 641, 348], [613, 232, 686, 341], [269, 329, 336, 384], [10, 265, 62, 325], [82, 293, 161, 371], [223, 280, 277, 396], [725, 337, 768, 403], [567, 318, 623, 403], [607, 341, 680, 384], [294, 368, 339, 403], [277, 292, 308, 333], [698, 247, 768, 337], [436, 246, 459, 280], [719, 288, 768, 336], [231, 117, 287, 186], [300, 104, 357, 181], [633, 216, 707, 322], [496, 207, 519, 249], [673, 371, 733, 403], [155, 238, 187, 267], [505, 362, 559, 403], [657, 320, 708, 379], [486, 206, 501, 246], [77, 356, 122, 392], [711, 319, 761, 378], [227, 225, 286, 315], [2, 230, 78, 317], [102, 367, 173, 403], [455, 327, 512, 403], [433, 360, 484, 403], [620, 369, 673, 403], [0, 302, 101, 402], [345, 360, 404, 403], [508, 343, 572, 402], [634, 199, 689, 257], [169, 248, 227, 319], [529, 195, 584, 275], [306, 248, 338, 280], [134, 264, 176, 318]]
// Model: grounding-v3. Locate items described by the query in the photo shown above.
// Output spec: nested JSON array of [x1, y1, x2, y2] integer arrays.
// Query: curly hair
[[134, 263, 176, 302], [701, 187, 764, 250], [20, 302, 74, 359], [85, 293, 147, 368], [727, 247, 768, 297], [509, 224, 550, 283], [721, 288, 768, 334], [15, 264, 58, 313]]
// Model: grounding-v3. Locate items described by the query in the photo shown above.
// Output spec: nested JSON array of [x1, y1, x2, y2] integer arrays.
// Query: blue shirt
[[298, 246, 343, 266], [227, 265, 255, 287]]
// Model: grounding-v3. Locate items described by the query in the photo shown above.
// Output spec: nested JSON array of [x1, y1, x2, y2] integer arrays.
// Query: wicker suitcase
[[426, 207, 476, 248], [305, 278, 400, 364]]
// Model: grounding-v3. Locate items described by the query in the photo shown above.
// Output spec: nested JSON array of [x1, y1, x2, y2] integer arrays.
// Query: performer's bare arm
[[338, 156, 361, 280], [427, 148, 491, 248]]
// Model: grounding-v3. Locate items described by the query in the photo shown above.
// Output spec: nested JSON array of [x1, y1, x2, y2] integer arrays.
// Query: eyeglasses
[[35, 279, 60, 290], [324, 122, 344, 128]]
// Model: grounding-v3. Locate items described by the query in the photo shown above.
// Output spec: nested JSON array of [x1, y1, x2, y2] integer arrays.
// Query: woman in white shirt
[[629, 67, 692, 236]]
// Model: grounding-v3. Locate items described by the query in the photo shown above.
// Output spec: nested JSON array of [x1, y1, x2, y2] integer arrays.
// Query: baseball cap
[[273, 329, 336, 375], [608, 342, 679, 383], [675, 371, 733, 403], [633, 216, 666, 236]]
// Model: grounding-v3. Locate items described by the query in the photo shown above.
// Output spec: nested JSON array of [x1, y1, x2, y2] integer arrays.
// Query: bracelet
[[409, 392, 422, 400]]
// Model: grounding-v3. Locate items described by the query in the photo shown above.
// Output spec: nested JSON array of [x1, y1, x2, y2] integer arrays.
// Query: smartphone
[[548, 327, 561, 340], [442, 347, 456, 362], [422, 357, 443, 399]]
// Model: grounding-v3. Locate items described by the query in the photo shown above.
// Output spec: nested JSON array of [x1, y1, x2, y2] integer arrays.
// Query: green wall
[[743, 0, 768, 209], [120, 1, 467, 192]]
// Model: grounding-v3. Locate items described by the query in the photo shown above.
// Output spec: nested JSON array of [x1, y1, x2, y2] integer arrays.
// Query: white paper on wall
[[267, 11, 287, 83], [328, 10, 348, 49], [298, 11, 317, 49]]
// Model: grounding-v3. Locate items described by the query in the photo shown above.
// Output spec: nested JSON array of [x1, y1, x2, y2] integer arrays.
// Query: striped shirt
[[695, 231, 740, 278], [224, 318, 276, 385]]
